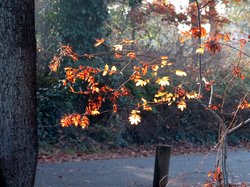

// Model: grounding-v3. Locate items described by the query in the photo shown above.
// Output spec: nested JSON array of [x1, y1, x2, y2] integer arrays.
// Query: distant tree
[[45, 0, 109, 52], [0, 1, 37, 186]]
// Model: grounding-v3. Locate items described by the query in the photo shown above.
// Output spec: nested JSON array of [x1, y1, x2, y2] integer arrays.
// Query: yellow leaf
[[161, 60, 168, 67], [109, 66, 117, 75], [91, 110, 100, 115], [154, 91, 167, 98], [156, 76, 170, 86], [129, 110, 141, 125], [113, 45, 123, 51], [163, 93, 173, 102], [94, 38, 105, 47], [196, 47, 205, 54], [207, 171, 213, 177], [135, 79, 149, 87], [175, 70, 187, 77], [177, 100, 187, 111], [111, 66, 117, 72], [102, 64, 109, 76], [186, 91, 199, 99], [179, 36, 185, 44], [151, 72, 157, 77]]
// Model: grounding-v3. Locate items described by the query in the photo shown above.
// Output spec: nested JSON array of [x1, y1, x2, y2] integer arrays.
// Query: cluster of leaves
[[35, 0, 112, 147], [51, 42, 249, 129], [49, 0, 250, 130], [204, 166, 224, 187], [204, 166, 248, 187], [49, 37, 202, 128]]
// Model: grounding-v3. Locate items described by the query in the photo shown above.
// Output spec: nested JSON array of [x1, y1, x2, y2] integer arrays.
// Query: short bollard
[[153, 145, 171, 187]]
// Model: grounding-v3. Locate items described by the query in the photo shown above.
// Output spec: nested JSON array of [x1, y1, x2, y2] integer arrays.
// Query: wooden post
[[153, 145, 171, 187]]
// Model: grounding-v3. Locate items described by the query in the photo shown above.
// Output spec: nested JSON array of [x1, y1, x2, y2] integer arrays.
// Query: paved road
[[35, 150, 250, 187]]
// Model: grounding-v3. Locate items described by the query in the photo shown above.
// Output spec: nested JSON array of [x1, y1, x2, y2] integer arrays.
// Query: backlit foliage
[[50, 35, 204, 127], [49, 1, 250, 186], [49, 0, 249, 130]]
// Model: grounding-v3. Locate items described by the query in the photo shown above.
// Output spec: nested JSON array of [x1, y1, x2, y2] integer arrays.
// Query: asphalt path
[[35, 150, 250, 187]]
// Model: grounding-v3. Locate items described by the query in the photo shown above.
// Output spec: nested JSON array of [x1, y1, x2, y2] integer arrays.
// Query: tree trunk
[[208, 1, 218, 34], [0, 1, 37, 186]]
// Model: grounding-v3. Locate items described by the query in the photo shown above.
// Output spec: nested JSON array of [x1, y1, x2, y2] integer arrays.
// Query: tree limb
[[227, 118, 250, 135]]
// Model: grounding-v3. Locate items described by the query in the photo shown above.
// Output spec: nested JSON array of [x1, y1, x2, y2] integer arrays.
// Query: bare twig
[[199, 0, 215, 9], [228, 118, 250, 135], [194, 0, 203, 96]]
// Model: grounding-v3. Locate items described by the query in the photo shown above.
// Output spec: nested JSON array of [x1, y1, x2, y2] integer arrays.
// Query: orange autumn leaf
[[205, 37, 222, 54], [61, 114, 89, 129], [180, 31, 192, 43], [238, 99, 250, 109], [174, 87, 186, 98], [161, 56, 168, 60], [223, 33, 231, 42], [152, 65, 159, 71], [232, 67, 245, 80], [239, 38, 247, 49], [207, 171, 213, 177], [204, 80, 215, 91], [113, 103, 118, 113], [94, 38, 105, 47], [49, 56, 60, 72], [127, 52, 136, 59], [203, 183, 213, 187], [141, 98, 152, 111], [79, 116, 90, 128], [208, 104, 220, 111], [114, 53, 122, 59], [190, 27, 207, 38], [142, 65, 148, 76], [212, 166, 222, 182]]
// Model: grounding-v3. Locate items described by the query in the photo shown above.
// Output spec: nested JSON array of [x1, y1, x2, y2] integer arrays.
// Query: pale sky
[[146, 0, 227, 32]]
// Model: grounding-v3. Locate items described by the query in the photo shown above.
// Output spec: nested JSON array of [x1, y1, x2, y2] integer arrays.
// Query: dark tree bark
[[0, 1, 37, 186]]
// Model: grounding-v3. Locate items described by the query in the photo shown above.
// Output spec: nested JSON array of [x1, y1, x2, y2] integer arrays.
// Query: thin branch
[[227, 118, 250, 135], [220, 43, 250, 58], [199, 0, 215, 9], [194, 0, 203, 96], [209, 84, 213, 106]]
